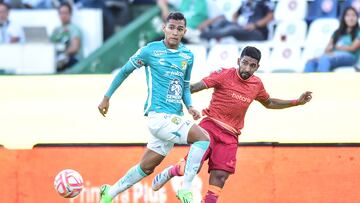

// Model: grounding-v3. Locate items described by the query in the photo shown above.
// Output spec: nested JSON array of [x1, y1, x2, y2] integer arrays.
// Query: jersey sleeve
[[104, 45, 149, 98], [202, 68, 225, 88], [129, 46, 149, 69], [183, 54, 194, 108], [255, 81, 270, 102]]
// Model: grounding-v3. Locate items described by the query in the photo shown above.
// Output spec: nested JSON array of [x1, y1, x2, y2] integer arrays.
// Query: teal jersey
[[131, 40, 194, 116], [106, 40, 194, 116]]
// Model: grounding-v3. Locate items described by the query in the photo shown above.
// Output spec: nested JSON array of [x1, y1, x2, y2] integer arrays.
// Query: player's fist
[[98, 96, 110, 117], [188, 106, 201, 120], [298, 91, 312, 105]]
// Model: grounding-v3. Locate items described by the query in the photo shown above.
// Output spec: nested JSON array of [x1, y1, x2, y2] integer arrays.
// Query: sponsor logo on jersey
[[153, 50, 167, 56], [165, 71, 184, 77], [179, 52, 191, 59], [136, 59, 144, 66], [231, 92, 251, 103], [181, 61, 187, 70], [166, 79, 182, 103]]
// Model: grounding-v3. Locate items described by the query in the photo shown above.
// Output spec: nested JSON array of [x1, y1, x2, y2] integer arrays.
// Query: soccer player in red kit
[[151, 46, 313, 202]]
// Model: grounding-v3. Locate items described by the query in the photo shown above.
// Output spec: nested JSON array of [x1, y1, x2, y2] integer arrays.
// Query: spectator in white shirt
[[0, 2, 24, 43]]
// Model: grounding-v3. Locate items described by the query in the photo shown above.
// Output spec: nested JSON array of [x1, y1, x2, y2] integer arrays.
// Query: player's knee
[[141, 166, 155, 175], [218, 174, 229, 184], [139, 163, 156, 175], [211, 171, 230, 186]]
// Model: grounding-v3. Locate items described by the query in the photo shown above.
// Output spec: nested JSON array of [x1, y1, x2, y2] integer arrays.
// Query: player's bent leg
[[99, 149, 165, 203], [203, 170, 230, 203], [181, 124, 210, 198], [139, 148, 166, 175]]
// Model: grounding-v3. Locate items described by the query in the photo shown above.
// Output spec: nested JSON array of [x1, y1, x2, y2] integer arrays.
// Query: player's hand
[[98, 96, 110, 117], [188, 106, 201, 120], [297, 91, 312, 105]]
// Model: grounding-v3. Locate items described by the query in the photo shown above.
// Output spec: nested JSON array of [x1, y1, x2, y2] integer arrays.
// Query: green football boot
[[99, 184, 112, 203], [177, 189, 193, 203]]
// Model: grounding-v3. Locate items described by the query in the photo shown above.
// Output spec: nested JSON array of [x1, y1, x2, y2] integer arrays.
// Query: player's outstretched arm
[[260, 91, 312, 109], [190, 81, 207, 93], [98, 62, 137, 117]]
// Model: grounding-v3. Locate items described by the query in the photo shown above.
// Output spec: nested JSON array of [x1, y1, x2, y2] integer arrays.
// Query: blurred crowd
[[1, 0, 360, 73], [0, 0, 133, 72], [157, 0, 360, 73]]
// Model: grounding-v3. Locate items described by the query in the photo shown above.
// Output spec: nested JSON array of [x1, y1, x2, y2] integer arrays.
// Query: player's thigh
[[147, 134, 174, 157], [147, 112, 194, 144], [187, 124, 210, 144]]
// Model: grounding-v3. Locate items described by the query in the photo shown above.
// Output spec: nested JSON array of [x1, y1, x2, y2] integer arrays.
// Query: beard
[[240, 72, 251, 80]]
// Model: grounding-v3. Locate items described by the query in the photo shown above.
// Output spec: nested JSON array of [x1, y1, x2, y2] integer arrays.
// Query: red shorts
[[200, 118, 238, 174]]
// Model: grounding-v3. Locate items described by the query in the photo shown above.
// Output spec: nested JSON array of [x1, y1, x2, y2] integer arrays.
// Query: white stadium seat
[[207, 44, 239, 71], [272, 20, 308, 46], [268, 45, 303, 72], [274, 0, 308, 21]]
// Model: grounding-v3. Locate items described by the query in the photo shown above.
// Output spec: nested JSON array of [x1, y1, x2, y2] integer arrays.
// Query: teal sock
[[183, 140, 210, 189], [108, 164, 147, 198]]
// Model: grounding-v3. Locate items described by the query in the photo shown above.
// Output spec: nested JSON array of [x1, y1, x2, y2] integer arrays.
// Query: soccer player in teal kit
[[152, 46, 313, 202], [97, 12, 209, 203]]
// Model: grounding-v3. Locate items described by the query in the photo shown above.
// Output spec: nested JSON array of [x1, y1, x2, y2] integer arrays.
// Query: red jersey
[[202, 68, 269, 136]]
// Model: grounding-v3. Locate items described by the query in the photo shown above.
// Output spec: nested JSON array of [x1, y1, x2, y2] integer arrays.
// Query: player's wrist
[[103, 96, 110, 101], [290, 99, 299, 106]]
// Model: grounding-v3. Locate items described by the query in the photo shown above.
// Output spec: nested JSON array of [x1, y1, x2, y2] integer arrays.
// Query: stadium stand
[[1, 0, 360, 74], [301, 18, 339, 67], [0, 8, 102, 74]]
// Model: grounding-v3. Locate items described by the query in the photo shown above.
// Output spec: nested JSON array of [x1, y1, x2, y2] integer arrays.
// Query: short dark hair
[[240, 46, 261, 62], [59, 2, 72, 14], [0, 2, 10, 10], [166, 12, 186, 26]]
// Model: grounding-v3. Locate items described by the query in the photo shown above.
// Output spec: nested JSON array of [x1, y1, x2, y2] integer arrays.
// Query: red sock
[[203, 185, 221, 203], [169, 159, 185, 177]]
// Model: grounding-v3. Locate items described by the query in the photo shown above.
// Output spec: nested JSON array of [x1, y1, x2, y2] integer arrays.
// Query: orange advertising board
[[1, 146, 360, 203]]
